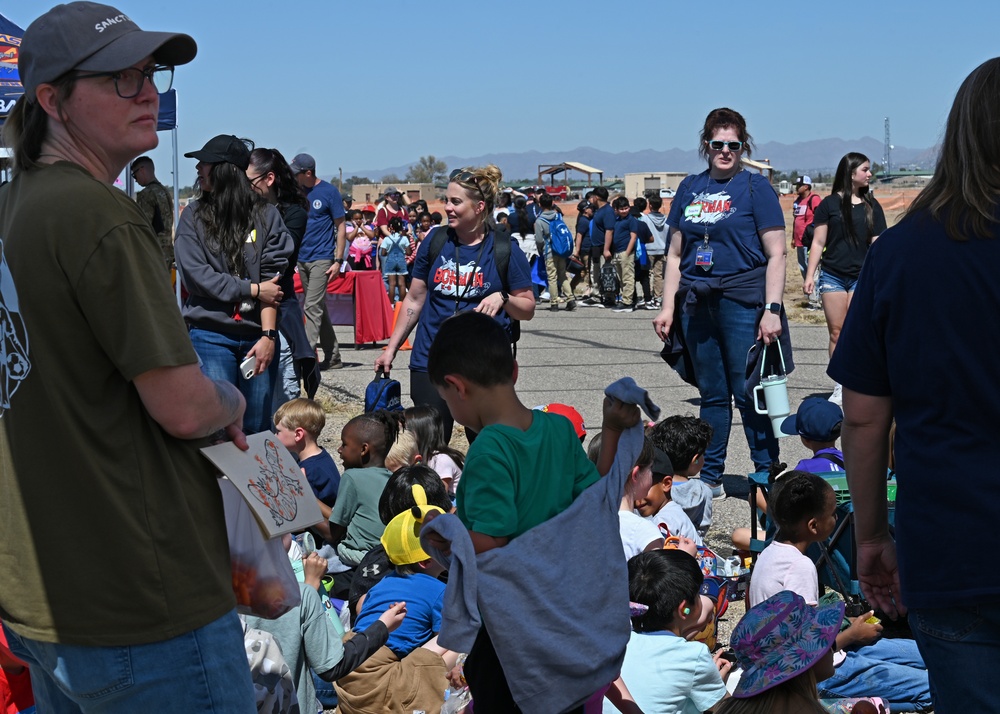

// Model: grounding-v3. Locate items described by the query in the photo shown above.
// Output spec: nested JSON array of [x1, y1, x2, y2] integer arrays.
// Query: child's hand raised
[[602, 396, 641, 433], [378, 601, 407, 633]]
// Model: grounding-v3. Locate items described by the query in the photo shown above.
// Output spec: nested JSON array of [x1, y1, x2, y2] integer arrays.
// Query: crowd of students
[[0, 312, 911, 714]]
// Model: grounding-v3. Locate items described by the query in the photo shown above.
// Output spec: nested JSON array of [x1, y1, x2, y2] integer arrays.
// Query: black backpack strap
[[816, 451, 846, 469], [493, 229, 511, 294], [426, 225, 452, 267]]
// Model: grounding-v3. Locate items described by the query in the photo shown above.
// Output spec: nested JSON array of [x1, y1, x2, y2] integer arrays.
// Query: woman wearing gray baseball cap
[[0, 4, 257, 712]]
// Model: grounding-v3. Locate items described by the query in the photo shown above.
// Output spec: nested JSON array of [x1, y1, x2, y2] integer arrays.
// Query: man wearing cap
[[292, 153, 347, 370], [0, 3, 255, 710], [131, 155, 174, 268], [793, 175, 821, 310]]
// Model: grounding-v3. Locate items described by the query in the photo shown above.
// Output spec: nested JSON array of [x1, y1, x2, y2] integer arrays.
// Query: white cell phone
[[240, 355, 256, 380]]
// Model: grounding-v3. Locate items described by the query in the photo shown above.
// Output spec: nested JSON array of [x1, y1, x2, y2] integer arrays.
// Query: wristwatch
[[261, 329, 278, 341], [764, 302, 782, 314]]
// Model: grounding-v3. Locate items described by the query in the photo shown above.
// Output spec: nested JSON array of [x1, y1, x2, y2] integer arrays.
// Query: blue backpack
[[364, 369, 403, 412], [548, 214, 574, 257]]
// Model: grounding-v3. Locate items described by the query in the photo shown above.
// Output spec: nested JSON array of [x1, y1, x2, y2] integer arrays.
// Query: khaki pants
[[649, 254, 666, 301], [611, 251, 635, 307], [298, 259, 340, 361], [546, 252, 573, 304]]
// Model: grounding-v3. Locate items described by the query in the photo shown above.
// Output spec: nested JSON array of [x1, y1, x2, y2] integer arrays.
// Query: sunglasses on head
[[707, 140, 744, 152], [449, 168, 478, 182]]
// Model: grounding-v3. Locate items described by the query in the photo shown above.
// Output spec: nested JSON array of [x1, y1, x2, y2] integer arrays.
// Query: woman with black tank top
[[803, 152, 886, 405]]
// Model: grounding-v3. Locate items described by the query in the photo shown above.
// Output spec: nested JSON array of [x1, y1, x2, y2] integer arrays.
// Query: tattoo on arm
[[212, 379, 242, 425]]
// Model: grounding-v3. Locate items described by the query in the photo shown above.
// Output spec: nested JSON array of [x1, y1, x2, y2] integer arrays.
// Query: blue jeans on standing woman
[[680, 293, 778, 486], [190, 327, 278, 435]]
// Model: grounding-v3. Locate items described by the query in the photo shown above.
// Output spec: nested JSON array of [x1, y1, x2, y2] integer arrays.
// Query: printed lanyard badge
[[695, 236, 713, 270]]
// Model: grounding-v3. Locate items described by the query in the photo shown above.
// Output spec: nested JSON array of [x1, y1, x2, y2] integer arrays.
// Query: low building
[[351, 182, 437, 205], [623, 172, 688, 199]]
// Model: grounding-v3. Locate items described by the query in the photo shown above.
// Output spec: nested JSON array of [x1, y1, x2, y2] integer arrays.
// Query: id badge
[[695, 244, 714, 269]]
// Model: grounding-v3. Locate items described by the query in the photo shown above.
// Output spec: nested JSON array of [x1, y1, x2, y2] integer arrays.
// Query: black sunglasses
[[707, 140, 744, 152]]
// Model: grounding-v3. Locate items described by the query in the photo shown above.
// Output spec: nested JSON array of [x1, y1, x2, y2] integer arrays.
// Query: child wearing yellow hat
[[335, 485, 460, 713]]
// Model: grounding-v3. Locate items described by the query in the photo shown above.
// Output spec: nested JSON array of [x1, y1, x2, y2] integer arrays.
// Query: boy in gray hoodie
[[534, 193, 576, 311], [640, 195, 670, 308]]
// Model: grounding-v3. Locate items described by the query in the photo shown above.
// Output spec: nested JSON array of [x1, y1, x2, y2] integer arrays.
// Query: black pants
[[465, 626, 586, 714]]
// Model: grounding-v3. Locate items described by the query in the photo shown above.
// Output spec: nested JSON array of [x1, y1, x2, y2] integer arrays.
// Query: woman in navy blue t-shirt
[[652, 108, 787, 494], [374, 165, 535, 439]]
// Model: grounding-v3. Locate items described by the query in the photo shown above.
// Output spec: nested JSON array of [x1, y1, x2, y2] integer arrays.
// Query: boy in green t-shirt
[[425, 311, 638, 711]]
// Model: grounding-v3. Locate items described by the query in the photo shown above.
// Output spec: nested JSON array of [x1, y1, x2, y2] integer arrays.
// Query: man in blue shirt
[[291, 153, 347, 370], [584, 187, 615, 306]]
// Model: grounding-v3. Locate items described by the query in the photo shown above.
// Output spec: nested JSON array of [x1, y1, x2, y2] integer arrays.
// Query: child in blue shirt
[[380, 216, 411, 304], [273, 398, 340, 510]]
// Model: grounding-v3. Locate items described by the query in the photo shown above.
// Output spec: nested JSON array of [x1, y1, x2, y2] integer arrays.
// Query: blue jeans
[[270, 338, 299, 415], [908, 602, 1000, 713], [679, 293, 778, 485], [818, 638, 931, 712], [3, 610, 254, 714], [190, 327, 278, 435]]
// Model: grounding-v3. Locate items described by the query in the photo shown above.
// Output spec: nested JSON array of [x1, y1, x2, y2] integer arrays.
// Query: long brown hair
[[831, 152, 876, 247], [715, 670, 827, 714], [906, 57, 1000, 241]]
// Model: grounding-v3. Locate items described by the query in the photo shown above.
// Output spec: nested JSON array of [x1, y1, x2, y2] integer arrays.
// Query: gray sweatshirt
[[175, 201, 293, 335]]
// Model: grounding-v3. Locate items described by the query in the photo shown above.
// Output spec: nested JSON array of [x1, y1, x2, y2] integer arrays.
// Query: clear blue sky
[[9, 0, 995, 185]]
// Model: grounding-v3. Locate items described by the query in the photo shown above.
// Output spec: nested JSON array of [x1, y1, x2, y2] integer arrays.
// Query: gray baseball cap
[[20, 2, 197, 102], [289, 153, 316, 174]]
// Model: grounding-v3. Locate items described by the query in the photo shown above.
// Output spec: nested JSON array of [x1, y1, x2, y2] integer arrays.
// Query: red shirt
[[374, 205, 407, 232], [792, 192, 821, 247]]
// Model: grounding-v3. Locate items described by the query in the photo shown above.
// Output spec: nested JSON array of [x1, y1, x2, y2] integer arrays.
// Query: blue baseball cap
[[779, 397, 843, 441]]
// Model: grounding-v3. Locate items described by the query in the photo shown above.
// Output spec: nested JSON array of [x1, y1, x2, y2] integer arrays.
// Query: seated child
[[732, 398, 845, 552], [617, 437, 664, 559], [348, 464, 453, 622], [750, 472, 931, 711], [274, 398, 340, 510], [404, 405, 465, 494], [716, 590, 846, 714], [245, 545, 407, 714], [605, 549, 730, 713], [336, 485, 459, 713], [424, 311, 640, 712], [635, 446, 702, 545], [385, 429, 418, 473], [315, 411, 399, 596], [648, 415, 715, 538]]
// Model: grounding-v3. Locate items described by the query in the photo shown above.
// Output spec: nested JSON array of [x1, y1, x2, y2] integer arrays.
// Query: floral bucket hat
[[730, 590, 844, 698]]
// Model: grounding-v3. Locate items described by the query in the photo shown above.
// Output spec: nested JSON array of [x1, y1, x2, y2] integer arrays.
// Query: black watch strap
[[764, 302, 782, 314], [261, 329, 278, 341]]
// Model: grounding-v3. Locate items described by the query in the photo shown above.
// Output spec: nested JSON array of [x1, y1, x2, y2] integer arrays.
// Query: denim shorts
[[381, 254, 407, 276], [818, 268, 859, 294]]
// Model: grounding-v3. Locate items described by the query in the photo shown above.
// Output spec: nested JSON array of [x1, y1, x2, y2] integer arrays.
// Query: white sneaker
[[829, 383, 843, 406], [540, 291, 551, 301]]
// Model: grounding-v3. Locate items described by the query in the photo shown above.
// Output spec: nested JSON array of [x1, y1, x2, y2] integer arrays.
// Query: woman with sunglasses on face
[[374, 166, 535, 439], [175, 135, 294, 435], [803, 152, 886, 406], [247, 147, 320, 407], [653, 107, 788, 497]]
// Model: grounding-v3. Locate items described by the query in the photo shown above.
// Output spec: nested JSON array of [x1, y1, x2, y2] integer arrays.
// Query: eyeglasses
[[707, 140, 744, 152], [248, 173, 268, 186], [75, 64, 174, 99]]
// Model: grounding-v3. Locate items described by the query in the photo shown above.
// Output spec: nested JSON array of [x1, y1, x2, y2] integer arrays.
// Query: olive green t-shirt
[[0, 162, 234, 645], [457, 411, 600, 538]]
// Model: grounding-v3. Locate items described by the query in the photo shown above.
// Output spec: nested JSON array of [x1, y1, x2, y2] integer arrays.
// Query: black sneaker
[[565, 300, 577, 312], [548, 304, 560, 311], [612, 305, 635, 313]]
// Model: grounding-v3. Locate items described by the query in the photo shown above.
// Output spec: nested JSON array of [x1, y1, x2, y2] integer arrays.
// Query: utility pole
[[339, 166, 343, 188], [883, 118, 892, 179]]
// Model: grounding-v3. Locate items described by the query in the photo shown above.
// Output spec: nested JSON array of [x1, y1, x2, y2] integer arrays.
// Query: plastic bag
[[219, 477, 301, 619]]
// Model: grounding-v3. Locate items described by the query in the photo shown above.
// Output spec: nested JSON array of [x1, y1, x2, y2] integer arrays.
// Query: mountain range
[[344, 137, 938, 183]]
